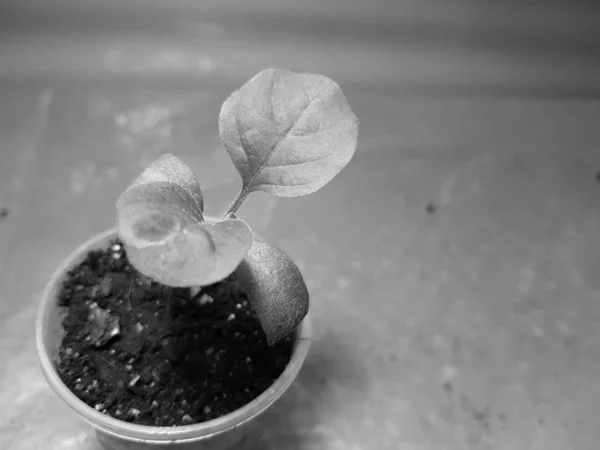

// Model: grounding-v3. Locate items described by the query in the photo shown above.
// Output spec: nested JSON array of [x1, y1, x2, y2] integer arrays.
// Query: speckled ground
[[2, 2, 600, 450]]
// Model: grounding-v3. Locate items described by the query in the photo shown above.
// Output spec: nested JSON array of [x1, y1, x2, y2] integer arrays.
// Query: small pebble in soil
[[111, 244, 121, 252], [85, 303, 120, 347], [129, 374, 141, 387], [128, 408, 141, 419], [198, 293, 214, 305], [182, 415, 193, 425]]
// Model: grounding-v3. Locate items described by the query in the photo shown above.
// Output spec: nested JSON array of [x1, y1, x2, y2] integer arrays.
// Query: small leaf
[[116, 153, 254, 287], [117, 154, 205, 247], [219, 68, 358, 198], [130, 153, 204, 213], [234, 240, 309, 345], [124, 219, 253, 287]]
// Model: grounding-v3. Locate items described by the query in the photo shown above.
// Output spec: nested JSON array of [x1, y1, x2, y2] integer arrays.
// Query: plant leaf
[[130, 153, 204, 214], [234, 240, 309, 345], [116, 153, 254, 287], [219, 68, 358, 198], [117, 153, 204, 246], [124, 219, 254, 287]]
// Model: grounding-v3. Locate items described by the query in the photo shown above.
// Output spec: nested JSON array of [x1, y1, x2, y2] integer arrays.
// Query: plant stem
[[223, 188, 250, 218], [165, 287, 175, 319]]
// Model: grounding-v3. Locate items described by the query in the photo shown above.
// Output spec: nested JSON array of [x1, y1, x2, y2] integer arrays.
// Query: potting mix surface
[[56, 239, 295, 427]]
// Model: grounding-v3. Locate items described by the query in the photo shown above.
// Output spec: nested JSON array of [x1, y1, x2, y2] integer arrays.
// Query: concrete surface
[[2, 3, 600, 450]]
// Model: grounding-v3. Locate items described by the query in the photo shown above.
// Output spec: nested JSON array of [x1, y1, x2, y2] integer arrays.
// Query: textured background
[[1, 1, 600, 449]]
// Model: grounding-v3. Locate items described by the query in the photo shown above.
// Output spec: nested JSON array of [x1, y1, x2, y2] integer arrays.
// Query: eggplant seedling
[[116, 68, 358, 345]]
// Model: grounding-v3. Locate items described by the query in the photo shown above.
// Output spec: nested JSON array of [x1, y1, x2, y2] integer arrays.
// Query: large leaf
[[219, 68, 358, 198], [234, 240, 309, 345], [116, 153, 253, 287]]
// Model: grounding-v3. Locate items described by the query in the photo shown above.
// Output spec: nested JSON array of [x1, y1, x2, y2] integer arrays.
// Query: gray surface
[[2, 3, 600, 450]]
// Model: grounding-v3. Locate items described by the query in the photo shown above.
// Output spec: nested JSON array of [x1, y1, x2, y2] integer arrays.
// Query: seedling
[[116, 68, 358, 345]]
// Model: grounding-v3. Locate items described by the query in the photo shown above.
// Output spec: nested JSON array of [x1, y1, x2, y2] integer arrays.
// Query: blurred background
[[1, 0, 599, 91], [2, 1, 600, 449]]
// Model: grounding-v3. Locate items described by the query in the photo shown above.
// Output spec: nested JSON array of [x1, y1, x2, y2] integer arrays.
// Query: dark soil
[[56, 239, 295, 427]]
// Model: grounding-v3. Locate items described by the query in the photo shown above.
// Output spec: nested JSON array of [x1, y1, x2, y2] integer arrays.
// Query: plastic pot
[[36, 227, 312, 450]]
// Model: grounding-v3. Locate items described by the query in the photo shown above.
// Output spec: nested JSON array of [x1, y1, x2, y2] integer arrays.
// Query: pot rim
[[35, 226, 312, 444]]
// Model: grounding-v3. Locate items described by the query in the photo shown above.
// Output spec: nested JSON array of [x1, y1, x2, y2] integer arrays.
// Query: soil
[[56, 239, 295, 427]]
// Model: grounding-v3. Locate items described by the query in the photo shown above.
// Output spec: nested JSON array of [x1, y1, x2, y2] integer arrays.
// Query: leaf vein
[[262, 152, 336, 169], [243, 79, 318, 191]]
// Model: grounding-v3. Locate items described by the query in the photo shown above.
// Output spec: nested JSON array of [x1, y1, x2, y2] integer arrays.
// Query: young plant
[[116, 68, 358, 345]]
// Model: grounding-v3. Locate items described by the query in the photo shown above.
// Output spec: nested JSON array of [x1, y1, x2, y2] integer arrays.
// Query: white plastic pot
[[36, 227, 311, 450]]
